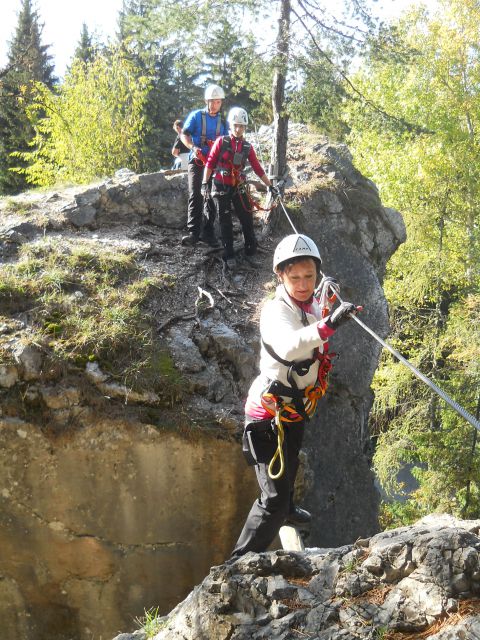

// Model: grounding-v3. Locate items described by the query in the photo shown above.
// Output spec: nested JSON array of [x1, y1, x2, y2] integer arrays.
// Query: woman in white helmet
[[230, 233, 360, 559], [202, 106, 277, 269]]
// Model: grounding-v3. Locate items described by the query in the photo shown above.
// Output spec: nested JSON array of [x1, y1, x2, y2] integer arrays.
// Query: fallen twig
[[157, 313, 196, 333], [216, 288, 233, 305]]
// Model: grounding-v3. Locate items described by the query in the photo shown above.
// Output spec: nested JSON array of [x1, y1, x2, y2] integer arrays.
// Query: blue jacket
[[182, 108, 228, 158]]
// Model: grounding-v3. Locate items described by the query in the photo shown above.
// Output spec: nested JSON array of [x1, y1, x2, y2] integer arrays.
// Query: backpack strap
[[239, 140, 251, 168], [219, 135, 230, 155], [200, 111, 207, 147]]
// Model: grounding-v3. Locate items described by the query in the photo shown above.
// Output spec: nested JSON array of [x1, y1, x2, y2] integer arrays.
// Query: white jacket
[[247, 285, 328, 407]]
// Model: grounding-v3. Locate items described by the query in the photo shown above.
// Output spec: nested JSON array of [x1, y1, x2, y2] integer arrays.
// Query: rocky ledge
[[114, 514, 480, 640]]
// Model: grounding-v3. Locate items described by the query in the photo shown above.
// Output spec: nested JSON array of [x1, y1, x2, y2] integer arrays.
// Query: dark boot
[[199, 232, 220, 247], [285, 506, 311, 526], [181, 232, 199, 246]]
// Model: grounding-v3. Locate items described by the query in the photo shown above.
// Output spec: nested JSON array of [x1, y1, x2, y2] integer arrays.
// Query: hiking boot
[[200, 233, 220, 248], [285, 506, 312, 526], [181, 233, 199, 246]]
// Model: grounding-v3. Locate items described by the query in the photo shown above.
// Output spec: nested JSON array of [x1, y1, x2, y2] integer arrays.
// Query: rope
[[272, 197, 480, 433], [268, 413, 285, 480], [278, 196, 299, 234], [240, 184, 277, 213], [265, 382, 330, 480], [336, 293, 480, 433]]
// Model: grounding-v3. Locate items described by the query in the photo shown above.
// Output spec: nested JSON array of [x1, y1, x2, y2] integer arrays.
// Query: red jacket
[[205, 135, 266, 187]]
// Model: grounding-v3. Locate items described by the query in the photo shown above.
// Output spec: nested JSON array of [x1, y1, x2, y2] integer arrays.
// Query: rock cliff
[[0, 125, 405, 640], [114, 515, 480, 640]]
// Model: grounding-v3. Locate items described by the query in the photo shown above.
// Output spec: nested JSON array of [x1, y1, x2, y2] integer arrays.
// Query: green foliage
[[0, 0, 55, 194], [11, 48, 150, 186], [117, 0, 204, 170], [379, 500, 423, 530], [73, 23, 97, 65], [346, 0, 480, 524], [289, 42, 349, 139], [135, 606, 166, 638], [117, 0, 273, 169]]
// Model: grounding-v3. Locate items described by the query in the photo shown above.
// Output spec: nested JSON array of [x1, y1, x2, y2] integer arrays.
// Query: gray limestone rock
[[145, 517, 480, 640], [64, 204, 97, 227], [0, 364, 19, 388], [12, 342, 43, 380]]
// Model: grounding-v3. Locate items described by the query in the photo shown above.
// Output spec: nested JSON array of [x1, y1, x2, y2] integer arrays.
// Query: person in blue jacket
[[180, 84, 228, 247]]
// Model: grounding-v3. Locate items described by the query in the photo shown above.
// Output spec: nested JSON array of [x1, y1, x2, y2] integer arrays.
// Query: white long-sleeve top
[[245, 285, 332, 416]]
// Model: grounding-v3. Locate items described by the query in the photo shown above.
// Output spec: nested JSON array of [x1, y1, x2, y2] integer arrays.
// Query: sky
[[0, 0, 436, 78], [0, 0, 124, 76]]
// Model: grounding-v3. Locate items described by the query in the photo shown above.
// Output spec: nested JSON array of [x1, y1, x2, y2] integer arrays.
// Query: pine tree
[[345, 0, 480, 524], [117, 0, 200, 171], [73, 23, 96, 65], [0, 0, 55, 194]]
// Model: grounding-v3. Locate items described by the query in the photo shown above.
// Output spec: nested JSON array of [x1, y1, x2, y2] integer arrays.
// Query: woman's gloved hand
[[268, 184, 280, 198], [325, 302, 361, 329]]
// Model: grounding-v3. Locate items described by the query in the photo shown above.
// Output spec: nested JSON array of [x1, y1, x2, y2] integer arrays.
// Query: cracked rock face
[[0, 127, 405, 640], [120, 516, 480, 640]]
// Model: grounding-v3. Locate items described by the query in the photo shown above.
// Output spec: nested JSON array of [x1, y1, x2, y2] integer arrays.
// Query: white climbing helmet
[[227, 107, 248, 127], [204, 84, 225, 100], [273, 234, 322, 272]]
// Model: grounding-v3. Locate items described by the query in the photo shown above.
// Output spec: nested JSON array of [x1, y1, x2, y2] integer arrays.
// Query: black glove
[[325, 302, 360, 329], [268, 184, 280, 198], [200, 182, 209, 197]]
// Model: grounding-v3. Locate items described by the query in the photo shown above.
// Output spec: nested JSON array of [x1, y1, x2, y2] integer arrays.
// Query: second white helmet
[[273, 234, 322, 271], [227, 107, 248, 126], [204, 84, 225, 100]]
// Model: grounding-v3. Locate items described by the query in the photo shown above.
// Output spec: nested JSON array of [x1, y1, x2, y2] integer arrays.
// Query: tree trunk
[[270, 0, 291, 188]]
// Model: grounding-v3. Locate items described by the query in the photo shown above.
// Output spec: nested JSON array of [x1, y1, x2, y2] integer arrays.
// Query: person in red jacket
[[202, 107, 278, 269]]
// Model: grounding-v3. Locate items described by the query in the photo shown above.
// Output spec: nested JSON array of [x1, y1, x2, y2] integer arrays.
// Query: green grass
[[2, 197, 32, 215], [0, 238, 183, 397], [135, 606, 167, 638]]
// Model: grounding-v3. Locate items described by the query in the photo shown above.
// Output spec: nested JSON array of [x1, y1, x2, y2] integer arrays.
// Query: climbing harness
[[193, 111, 225, 166], [200, 110, 223, 147], [272, 194, 480, 434], [211, 135, 277, 212], [260, 287, 336, 480], [213, 136, 251, 186], [262, 361, 334, 479], [262, 356, 334, 479]]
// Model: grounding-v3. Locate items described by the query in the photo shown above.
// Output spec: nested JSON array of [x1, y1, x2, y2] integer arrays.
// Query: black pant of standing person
[[212, 186, 257, 266], [184, 160, 218, 245], [230, 417, 305, 558]]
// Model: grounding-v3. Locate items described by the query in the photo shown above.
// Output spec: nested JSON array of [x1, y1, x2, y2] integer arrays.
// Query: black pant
[[186, 160, 216, 238], [212, 187, 256, 260], [231, 417, 305, 558]]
